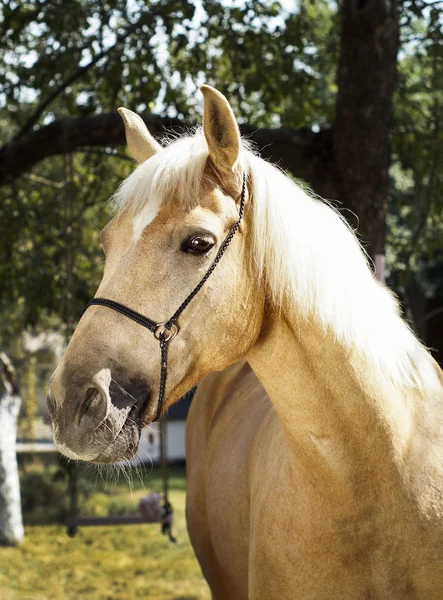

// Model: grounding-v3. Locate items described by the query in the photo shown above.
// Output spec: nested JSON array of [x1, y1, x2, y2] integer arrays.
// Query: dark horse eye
[[182, 235, 216, 255]]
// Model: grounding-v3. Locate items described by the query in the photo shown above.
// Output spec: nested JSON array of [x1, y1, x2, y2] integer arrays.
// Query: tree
[[0, 353, 24, 546], [388, 1, 443, 319], [0, 0, 442, 333], [334, 0, 400, 260]]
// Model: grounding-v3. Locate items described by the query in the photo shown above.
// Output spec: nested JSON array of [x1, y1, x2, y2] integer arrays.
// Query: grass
[[0, 462, 210, 600]]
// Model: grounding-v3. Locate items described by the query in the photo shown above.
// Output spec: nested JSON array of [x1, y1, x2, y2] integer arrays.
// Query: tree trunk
[[0, 352, 24, 546], [334, 0, 400, 262]]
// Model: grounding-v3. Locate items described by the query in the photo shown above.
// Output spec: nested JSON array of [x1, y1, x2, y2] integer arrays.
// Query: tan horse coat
[[187, 335, 443, 600]]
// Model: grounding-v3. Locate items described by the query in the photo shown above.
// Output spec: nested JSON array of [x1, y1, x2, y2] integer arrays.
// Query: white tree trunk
[[0, 353, 24, 546]]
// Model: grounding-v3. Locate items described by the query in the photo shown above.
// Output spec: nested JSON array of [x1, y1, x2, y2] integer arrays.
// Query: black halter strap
[[87, 174, 247, 422]]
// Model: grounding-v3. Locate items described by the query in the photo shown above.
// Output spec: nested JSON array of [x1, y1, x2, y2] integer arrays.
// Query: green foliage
[[0, 149, 132, 340], [18, 457, 189, 524], [387, 1, 443, 298], [0, 0, 339, 129], [1, 0, 195, 132], [20, 465, 70, 522], [168, 0, 339, 127], [19, 457, 96, 523]]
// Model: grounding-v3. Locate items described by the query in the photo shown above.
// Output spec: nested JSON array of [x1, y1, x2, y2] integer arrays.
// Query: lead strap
[[156, 337, 168, 421]]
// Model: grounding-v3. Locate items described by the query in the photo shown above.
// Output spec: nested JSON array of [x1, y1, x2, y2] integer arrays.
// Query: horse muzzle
[[47, 367, 150, 463]]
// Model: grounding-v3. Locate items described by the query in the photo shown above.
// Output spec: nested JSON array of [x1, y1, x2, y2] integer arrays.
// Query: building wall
[[166, 421, 186, 461], [135, 423, 161, 463], [134, 420, 186, 464]]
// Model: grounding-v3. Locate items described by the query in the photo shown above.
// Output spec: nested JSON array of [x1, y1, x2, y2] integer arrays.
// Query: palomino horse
[[48, 85, 443, 599]]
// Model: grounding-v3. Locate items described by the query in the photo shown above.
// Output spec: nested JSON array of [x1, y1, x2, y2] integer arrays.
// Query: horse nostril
[[78, 387, 99, 425]]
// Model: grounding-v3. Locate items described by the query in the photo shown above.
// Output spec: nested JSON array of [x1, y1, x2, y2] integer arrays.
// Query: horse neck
[[246, 303, 443, 511]]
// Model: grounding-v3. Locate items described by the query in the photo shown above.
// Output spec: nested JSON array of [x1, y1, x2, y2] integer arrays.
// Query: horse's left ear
[[118, 107, 162, 164], [201, 85, 240, 174]]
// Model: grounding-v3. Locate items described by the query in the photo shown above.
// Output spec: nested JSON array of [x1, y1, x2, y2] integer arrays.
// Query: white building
[[134, 390, 194, 464]]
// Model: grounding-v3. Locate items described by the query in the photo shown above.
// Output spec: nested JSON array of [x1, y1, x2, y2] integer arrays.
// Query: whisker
[[111, 378, 136, 401]]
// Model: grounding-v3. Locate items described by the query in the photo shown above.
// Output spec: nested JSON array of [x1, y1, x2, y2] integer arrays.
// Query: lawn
[[0, 462, 210, 600]]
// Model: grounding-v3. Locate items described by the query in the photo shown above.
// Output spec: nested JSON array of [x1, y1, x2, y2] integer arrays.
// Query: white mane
[[113, 131, 435, 389], [113, 130, 209, 214]]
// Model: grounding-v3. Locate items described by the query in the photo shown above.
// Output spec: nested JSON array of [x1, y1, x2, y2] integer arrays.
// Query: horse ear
[[201, 85, 240, 173], [118, 107, 162, 164]]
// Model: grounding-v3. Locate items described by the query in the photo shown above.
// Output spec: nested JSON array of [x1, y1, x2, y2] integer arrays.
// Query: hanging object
[[159, 416, 176, 543]]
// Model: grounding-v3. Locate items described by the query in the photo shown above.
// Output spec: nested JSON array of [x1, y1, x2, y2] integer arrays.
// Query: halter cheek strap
[[86, 173, 247, 422]]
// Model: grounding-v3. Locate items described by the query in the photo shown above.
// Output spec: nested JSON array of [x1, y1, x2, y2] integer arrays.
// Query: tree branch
[[24, 173, 66, 188], [0, 112, 337, 198], [417, 307, 443, 328], [76, 148, 134, 162]]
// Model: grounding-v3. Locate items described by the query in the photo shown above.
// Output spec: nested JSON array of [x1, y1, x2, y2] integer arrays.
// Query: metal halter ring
[[154, 322, 178, 342]]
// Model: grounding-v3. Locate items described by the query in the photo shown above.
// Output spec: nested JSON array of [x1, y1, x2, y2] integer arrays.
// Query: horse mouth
[[92, 391, 150, 464]]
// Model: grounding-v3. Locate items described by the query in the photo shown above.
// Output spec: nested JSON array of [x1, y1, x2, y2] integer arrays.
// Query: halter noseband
[[86, 174, 247, 422]]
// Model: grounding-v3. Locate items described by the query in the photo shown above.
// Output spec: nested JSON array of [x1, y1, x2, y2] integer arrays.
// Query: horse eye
[[182, 235, 216, 255]]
